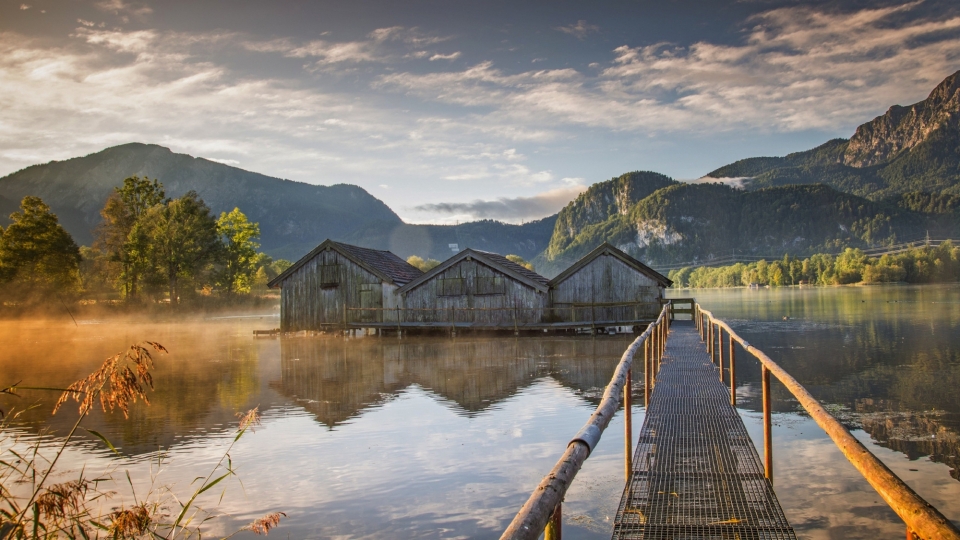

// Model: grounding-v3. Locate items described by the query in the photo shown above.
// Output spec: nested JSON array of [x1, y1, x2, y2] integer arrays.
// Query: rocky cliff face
[[546, 171, 676, 259], [844, 71, 960, 168]]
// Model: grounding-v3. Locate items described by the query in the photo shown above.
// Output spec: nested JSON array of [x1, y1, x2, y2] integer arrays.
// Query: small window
[[474, 276, 505, 295], [320, 264, 340, 288], [438, 277, 465, 296]]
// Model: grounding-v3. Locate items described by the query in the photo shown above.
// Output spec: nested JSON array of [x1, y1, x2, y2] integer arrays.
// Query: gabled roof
[[397, 248, 550, 294], [547, 242, 672, 288], [268, 239, 423, 288]]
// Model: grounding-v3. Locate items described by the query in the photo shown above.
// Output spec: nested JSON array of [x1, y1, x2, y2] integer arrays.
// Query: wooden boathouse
[[547, 242, 671, 324], [267, 239, 423, 331], [396, 248, 550, 326], [270, 241, 672, 334]]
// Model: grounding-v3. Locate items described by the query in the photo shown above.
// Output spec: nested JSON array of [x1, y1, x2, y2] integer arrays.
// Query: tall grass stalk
[[0, 342, 284, 539]]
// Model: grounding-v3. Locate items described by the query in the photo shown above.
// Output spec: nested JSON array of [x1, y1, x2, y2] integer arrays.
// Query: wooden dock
[[612, 322, 796, 539], [502, 303, 959, 540]]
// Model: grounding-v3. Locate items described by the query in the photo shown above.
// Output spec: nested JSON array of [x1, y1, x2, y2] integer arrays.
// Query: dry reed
[[0, 340, 285, 539], [246, 512, 286, 535]]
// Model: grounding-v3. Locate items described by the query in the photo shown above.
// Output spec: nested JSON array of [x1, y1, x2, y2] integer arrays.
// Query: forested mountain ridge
[[706, 70, 960, 200], [537, 181, 960, 273], [546, 171, 677, 259], [0, 143, 556, 262], [0, 143, 403, 260]]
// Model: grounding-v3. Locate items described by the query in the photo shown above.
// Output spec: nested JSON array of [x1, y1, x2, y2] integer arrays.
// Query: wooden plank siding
[[402, 258, 546, 325], [280, 247, 389, 331], [549, 253, 663, 322]]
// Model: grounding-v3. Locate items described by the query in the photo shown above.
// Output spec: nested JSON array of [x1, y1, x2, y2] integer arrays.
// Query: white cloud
[[95, 0, 153, 20], [413, 185, 587, 222], [243, 27, 450, 66], [429, 52, 461, 61], [378, 3, 960, 133], [206, 157, 240, 166], [556, 20, 599, 40]]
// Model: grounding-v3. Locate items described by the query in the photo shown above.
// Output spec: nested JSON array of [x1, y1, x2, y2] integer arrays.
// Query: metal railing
[[695, 304, 960, 540], [499, 303, 671, 540]]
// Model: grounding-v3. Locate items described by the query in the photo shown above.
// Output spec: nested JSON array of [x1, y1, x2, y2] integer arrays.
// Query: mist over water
[[2, 285, 960, 538]]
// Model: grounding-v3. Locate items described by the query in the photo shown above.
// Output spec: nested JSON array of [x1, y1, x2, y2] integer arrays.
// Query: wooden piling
[[762, 365, 773, 482], [718, 326, 724, 382], [625, 368, 632, 481], [729, 332, 736, 406], [644, 339, 650, 406], [544, 503, 561, 540]]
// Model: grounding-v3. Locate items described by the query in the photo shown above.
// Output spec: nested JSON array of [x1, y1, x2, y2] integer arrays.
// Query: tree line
[[668, 242, 960, 288], [0, 176, 291, 307]]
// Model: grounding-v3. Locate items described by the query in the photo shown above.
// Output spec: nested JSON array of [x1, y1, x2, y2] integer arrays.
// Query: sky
[[2, 0, 960, 224]]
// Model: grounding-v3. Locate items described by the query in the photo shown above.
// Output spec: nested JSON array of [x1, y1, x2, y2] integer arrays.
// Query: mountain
[[0, 143, 402, 260], [0, 143, 556, 263], [706, 70, 960, 200], [341, 216, 557, 262], [539, 181, 957, 269]]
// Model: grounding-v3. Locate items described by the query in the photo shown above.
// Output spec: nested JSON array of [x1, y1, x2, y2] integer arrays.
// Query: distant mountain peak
[[843, 70, 960, 168]]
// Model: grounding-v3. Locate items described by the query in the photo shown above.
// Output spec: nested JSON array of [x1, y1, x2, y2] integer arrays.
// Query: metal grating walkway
[[612, 323, 797, 540]]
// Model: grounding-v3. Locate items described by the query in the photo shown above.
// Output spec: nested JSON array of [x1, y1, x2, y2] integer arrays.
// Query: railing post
[[644, 338, 651, 407], [762, 365, 773, 482], [625, 367, 632, 481], [708, 320, 714, 359], [718, 326, 724, 382], [396, 305, 401, 336], [545, 503, 561, 540], [729, 332, 736, 406], [661, 318, 667, 357]]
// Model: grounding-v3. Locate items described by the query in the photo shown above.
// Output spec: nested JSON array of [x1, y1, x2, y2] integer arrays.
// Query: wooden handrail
[[499, 305, 671, 540], [697, 305, 960, 540]]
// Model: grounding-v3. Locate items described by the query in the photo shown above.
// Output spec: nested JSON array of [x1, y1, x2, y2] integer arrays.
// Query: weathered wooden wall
[[402, 258, 545, 325], [549, 254, 662, 322], [280, 248, 397, 331]]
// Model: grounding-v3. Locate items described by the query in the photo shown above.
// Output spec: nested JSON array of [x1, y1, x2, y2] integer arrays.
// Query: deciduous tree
[[134, 192, 220, 305], [215, 208, 261, 295], [95, 176, 165, 300], [0, 196, 81, 303]]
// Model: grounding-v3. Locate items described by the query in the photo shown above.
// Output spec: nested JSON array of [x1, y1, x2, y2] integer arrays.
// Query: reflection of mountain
[[276, 336, 636, 428]]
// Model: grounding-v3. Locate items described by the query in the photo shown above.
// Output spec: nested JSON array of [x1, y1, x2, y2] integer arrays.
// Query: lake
[[1, 284, 959, 538]]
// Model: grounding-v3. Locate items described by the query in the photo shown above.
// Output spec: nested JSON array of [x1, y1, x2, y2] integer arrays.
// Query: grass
[[0, 342, 284, 539]]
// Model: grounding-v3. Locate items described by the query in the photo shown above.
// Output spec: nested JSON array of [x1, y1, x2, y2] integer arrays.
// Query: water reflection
[[276, 336, 634, 428], [682, 284, 960, 481]]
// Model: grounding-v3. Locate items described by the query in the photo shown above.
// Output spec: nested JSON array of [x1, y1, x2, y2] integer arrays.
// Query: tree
[[505, 254, 535, 271], [95, 176, 165, 300], [407, 255, 441, 272], [0, 196, 81, 303], [134, 192, 220, 305], [216, 208, 261, 295]]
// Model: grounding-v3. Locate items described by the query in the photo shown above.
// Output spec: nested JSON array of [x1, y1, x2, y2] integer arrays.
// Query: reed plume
[[53, 341, 167, 418], [246, 512, 286, 535]]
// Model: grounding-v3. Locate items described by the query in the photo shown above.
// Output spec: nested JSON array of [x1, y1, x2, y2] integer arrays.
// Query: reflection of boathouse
[[277, 336, 635, 427], [270, 239, 671, 333]]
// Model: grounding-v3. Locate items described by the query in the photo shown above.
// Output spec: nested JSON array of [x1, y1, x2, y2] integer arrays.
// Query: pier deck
[[612, 323, 797, 539]]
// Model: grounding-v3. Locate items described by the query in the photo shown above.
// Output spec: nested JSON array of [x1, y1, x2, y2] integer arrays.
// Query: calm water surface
[[1, 284, 959, 539]]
